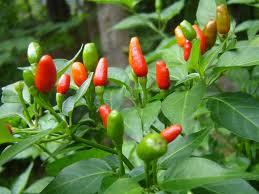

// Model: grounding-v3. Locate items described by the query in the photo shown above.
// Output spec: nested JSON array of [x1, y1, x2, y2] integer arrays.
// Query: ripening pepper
[[137, 133, 167, 162], [216, 4, 230, 35], [93, 57, 108, 87], [160, 124, 182, 143], [57, 74, 70, 94], [183, 40, 192, 61], [107, 110, 124, 146], [174, 26, 186, 47], [203, 20, 217, 49], [35, 55, 57, 93], [83, 43, 99, 72], [98, 104, 112, 128], [72, 62, 88, 87], [5, 123, 13, 134], [27, 42, 42, 64], [129, 37, 148, 77], [192, 25, 206, 54], [23, 70, 34, 87], [156, 60, 170, 90], [180, 20, 196, 41]]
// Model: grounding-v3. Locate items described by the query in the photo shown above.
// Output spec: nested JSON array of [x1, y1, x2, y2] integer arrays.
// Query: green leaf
[[11, 162, 33, 194], [175, 73, 200, 86], [0, 124, 63, 166], [159, 129, 209, 168], [46, 149, 109, 176], [104, 178, 143, 194], [108, 67, 130, 85], [203, 179, 258, 194], [87, 0, 139, 9], [161, 82, 206, 134], [160, 157, 259, 191], [62, 73, 93, 115], [0, 103, 30, 127], [0, 187, 11, 194], [104, 87, 127, 110], [215, 46, 259, 71], [196, 0, 216, 27], [160, 0, 184, 22], [112, 14, 156, 31], [187, 39, 200, 71], [57, 44, 83, 78], [140, 101, 161, 134], [41, 159, 113, 194], [24, 177, 54, 194], [1, 83, 30, 104], [160, 45, 187, 81], [207, 93, 259, 142], [121, 107, 142, 142]]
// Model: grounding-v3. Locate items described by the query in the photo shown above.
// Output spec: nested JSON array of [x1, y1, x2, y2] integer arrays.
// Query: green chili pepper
[[27, 42, 42, 64], [83, 43, 99, 72], [137, 133, 167, 162], [180, 20, 196, 40], [23, 70, 34, 87], [107, 110, 124, 146]]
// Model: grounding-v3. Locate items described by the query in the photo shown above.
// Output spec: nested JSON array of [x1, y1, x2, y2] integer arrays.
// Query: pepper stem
[[116, 144, 125, 176], [152, 160, 158, 185], [145, 161, 151, 190]]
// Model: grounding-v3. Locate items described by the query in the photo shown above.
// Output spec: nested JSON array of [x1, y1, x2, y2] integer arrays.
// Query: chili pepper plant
[[1, 1, 259, 194]]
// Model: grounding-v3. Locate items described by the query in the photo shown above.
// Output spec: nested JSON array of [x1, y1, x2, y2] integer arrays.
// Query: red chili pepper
[[93, 57, 108, 87], [156, 60, 170, 90], [72, 62, 88, 87], [129, 37, 148, 77], [35, 55, 57, 93], [174, 26, 186, 47], [160, 124, 182, 143], [192, 25, 206, 55], [183, 40, 192, 61], [57, 74, 70, 94], [98, 104, 112, 128]]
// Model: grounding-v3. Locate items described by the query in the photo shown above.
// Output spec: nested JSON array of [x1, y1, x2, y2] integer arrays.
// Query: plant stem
[[72, 135, 134, 170], [40, 134, 69, 143], [152, 160, 158, 185], [17, 91, 33, 127], [145, 162, 151, 190], [116, 144, 125, 176], [36, 144, 57, 160], [151, 125, 160, 133]]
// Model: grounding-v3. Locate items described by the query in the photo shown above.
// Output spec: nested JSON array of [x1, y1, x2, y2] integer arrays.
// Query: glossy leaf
[[24, 177, 54, 194], [159, 129, 209, 168], [196, 0, 216, 27], [207, 93, 259, 142], [12, 163, 33, 194], [46, 149, 109, 176], [104, 178, 143, 194], [140, 101, 161, 134], [161, 82, 206, 134], [41, 159, 113, 194], [215, 46, 259, 71], [203, 179, 258, 194], [0, 124, 62, 166], [160, 157, 259, 191], [121, 107, 142, 142]]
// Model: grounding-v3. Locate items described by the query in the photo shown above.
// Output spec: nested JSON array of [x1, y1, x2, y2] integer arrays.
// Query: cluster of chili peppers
[[175, 4, 230, 61], [16, 3, 230, 189]]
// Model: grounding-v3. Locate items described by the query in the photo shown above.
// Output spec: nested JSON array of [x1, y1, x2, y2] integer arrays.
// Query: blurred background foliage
[[0, 0, 258, 90]]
